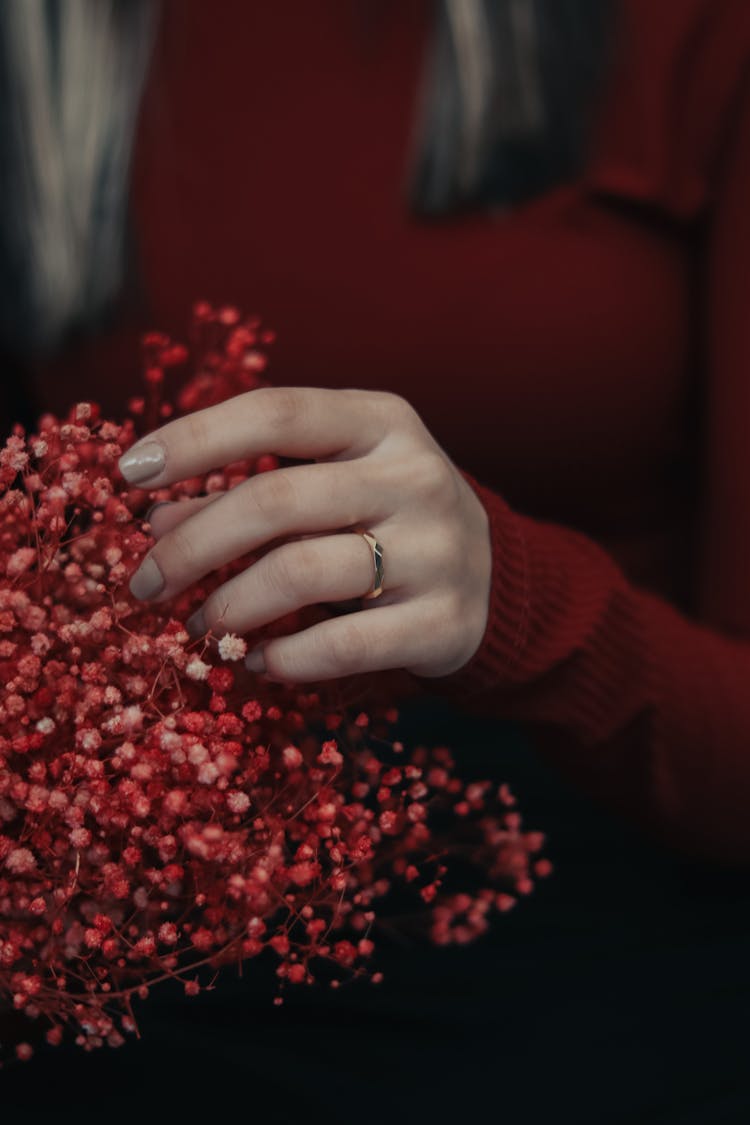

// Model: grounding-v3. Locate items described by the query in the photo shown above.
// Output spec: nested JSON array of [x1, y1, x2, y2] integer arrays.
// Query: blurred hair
[[0, 0, 156, 353], [0, 0, 612, 352], [412, 0, 613, 214]]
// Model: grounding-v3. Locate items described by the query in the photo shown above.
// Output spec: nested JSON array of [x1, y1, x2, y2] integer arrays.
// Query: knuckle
[[411, 450, 454, 501], [327, 619, 369, 672], [185, 411, 211, 457], [375, 391, 417, 427], [292, 538, 324, 581], [265, 387, 304, 432], [264, 543, 308, 601], [246, 470, 297, 519], [160, 525, 196, 575]]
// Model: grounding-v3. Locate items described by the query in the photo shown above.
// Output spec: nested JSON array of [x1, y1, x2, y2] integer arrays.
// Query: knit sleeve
[[411, 461, 750, 863], [409, 6, 750, 865]]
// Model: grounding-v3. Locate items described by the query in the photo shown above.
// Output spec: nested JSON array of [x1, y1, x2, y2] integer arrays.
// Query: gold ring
[[355, 527, 385, 600]]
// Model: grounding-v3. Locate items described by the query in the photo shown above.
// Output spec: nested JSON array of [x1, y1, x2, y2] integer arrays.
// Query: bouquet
[[0, 304, 549, 1062]]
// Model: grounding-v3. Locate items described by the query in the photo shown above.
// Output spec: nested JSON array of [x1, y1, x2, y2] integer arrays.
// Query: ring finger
[[188, 528, 401, 638], [129, 462, 384, 602]]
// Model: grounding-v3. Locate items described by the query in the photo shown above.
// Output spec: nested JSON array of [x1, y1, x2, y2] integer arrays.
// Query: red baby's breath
[[0, 305, 547, 1063]]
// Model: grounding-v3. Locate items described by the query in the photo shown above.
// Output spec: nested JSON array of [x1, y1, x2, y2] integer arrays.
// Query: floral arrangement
[[0, 304, 549, 1062]]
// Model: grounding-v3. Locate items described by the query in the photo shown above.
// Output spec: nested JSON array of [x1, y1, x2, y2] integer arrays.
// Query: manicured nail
[[129, 556, 165, 600], [245, 647, 267, 674], [119, 442, 165, 484], [185, 609, 206, 639], [145, 500, 172, 525]]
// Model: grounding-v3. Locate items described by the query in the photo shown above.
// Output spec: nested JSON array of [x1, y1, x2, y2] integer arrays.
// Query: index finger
[[117, 386, 387, 488]]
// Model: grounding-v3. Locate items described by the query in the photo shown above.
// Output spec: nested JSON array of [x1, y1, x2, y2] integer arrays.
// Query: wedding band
[[355, 527, 385, 600]]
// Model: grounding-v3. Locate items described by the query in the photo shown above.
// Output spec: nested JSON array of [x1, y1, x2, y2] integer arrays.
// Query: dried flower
[[0, 304, 547, 1063]]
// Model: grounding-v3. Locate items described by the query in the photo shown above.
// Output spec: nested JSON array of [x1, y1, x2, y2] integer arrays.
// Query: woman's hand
[[118, 387, 492, 683]]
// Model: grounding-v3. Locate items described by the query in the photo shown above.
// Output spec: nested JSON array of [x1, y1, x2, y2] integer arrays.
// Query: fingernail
[[145, 500, 172, 525], [119, 442, 165, 484], [185, 609, 206, 638], [245, 647, 267, 674], [129, 556, 165, 600]]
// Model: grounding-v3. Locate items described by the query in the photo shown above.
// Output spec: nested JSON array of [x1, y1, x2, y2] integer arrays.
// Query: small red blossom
[[0, 304, 546, 1062]]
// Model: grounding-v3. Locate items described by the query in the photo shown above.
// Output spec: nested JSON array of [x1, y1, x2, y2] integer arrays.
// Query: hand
[[118, 387, 492, 683]]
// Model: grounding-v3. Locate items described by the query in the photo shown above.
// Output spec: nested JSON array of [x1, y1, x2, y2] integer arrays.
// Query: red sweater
[[31, 0, 750, 861]]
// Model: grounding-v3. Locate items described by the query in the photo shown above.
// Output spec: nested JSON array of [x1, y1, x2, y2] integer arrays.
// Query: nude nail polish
[[185, 610, 206, 638], [129, 557, 165, 600], [119, 442, 165, 484], [245, 647, 267, 674], [145, 500, 172, 524]]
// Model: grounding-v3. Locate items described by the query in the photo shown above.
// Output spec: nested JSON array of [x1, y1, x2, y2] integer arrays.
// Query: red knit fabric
[[424, 0, 750, 863], [28, 0, 750, 861], [425, 472, 750, 863]]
